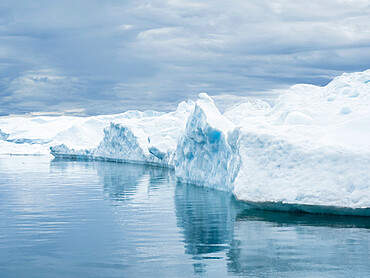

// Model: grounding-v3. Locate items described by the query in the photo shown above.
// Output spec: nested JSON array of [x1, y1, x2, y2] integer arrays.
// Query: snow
[[1, 70, 370, 215]]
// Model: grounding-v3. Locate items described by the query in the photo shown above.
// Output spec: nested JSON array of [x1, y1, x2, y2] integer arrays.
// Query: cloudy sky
[[0, 0, 370, 116]]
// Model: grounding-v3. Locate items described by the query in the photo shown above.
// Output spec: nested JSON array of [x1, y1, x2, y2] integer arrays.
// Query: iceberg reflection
[[174, 182, 369, 276]]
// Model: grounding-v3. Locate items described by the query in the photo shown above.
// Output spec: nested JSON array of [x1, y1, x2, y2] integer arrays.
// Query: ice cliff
[[1, 70, 370, 215], [175, 93, 241, 192]]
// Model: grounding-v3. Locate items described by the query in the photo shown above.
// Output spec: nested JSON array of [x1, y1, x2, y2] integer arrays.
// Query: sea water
[[0, 155, 369, 277]]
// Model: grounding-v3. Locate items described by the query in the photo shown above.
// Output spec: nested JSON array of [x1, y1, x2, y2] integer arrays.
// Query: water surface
[[0, 155, 369, 277]]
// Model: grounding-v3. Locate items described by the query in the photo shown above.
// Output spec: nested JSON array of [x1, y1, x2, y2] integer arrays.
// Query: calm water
[[0, 155, 369, 278]]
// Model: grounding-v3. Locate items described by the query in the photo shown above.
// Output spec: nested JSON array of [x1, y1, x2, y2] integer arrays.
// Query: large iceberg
[[175, 71, 369, 213], [225, 70, 370, 212], [1, 70, 369, 215]]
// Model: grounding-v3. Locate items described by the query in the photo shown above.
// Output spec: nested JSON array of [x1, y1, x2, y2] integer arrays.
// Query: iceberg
[[175, 71, 369, 213], [0, 110, 164, 155], [181, 71, 369, 213], [1, 70, 370, 215], [50, 100, 195, 167], [225, 70, 370, 211]]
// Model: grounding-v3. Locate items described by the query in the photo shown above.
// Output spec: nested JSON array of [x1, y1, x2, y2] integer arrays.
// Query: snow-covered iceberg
[[225, 70, 370, 212], [177, 71, 369, 213], [175, 70, 369, 213], [1, 70, 370, 215], [50, 100, 194, 167], [0, 110, 164, 155]]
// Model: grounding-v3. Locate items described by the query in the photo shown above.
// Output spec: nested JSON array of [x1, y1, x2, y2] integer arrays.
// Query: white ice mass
[[50, 100, 194, 167], [1, 70, 370, 215]]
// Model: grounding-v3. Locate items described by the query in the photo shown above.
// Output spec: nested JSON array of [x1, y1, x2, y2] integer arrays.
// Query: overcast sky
[[0, 0, 370, 116]]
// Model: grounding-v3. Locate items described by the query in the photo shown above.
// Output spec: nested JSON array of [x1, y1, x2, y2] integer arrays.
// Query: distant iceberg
[[0, 109, 165, 155], [1, 70, 370, 215], [50, 100, 194, 167]]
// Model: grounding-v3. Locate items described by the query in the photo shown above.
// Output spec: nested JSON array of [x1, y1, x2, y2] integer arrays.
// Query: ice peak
[[198, 92, 214, 103]]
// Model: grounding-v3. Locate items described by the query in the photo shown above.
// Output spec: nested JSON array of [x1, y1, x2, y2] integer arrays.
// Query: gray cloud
[[0, 0, 370, 115]]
